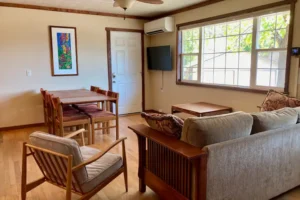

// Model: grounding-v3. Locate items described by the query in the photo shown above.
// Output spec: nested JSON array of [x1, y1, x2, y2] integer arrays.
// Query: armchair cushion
[[80, 146, 123, 193], [181, 112, 253, 148], [141, 112, 184, 139], [29, 132, 88, 184]]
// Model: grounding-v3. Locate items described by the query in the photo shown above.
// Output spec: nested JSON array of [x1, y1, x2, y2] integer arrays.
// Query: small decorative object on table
[[49, 26, 78, 76]]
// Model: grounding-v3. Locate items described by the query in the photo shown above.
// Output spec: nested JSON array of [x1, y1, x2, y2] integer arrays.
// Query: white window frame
[[177, 7, 291, 92]]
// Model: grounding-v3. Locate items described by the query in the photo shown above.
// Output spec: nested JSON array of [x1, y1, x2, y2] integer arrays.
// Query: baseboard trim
[[0, 123, 45, 132]]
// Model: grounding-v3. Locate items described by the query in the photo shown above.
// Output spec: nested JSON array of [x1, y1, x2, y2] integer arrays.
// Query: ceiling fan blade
[[137, 0, 163, 4], [113, 1, 120, 7]]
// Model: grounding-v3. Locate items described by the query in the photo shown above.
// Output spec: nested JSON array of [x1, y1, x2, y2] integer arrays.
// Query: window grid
[[201, 20, 252, 86], [255, 11, 289, 88], [179, 10, 290, 90], [181, 28, 201, 82]]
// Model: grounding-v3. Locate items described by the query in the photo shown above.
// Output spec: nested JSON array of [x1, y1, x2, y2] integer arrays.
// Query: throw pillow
[[251, 107, 298, 134], [260, 90, 300, 111], [260, 90, 289, 111], [288, 97, 300, 108], [181, 112, 253, 148], [141, 112, 184, 139]]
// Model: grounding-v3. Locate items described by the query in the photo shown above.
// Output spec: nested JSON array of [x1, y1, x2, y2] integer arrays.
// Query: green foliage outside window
[[181, 11, 290, 83]]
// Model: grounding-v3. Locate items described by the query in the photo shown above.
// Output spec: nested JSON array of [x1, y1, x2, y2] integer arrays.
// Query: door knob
[[113, 81, 116, 83], [112, 73, 116, 78]]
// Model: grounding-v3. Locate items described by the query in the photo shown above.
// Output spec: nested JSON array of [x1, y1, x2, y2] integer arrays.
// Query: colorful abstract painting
[[50, 26, 78, 76], [57, 33, 72, 70]]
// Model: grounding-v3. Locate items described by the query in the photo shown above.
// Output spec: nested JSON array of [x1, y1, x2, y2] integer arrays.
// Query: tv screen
[[147, 46, 172, 71]]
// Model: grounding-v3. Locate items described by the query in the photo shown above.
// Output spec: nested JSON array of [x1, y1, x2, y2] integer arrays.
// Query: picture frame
[[49, 26, 78, 76]]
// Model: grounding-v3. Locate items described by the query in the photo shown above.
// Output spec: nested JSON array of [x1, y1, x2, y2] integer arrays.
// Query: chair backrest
[[90, 86, 99, 92], [51, 97, 62, 119], [40, 88, 47, 102], [107, 91, 119, 99], [45, 93, 55, 134], [107, 91, 119, 113], [40, 88, 48, 113], [29, 132, 88, 188], [97, 88, 107, 96], [50, 97, 65, 134]]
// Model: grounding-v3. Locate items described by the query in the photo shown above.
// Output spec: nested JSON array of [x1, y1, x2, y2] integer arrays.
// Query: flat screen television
[[147, 46, 172, 71]]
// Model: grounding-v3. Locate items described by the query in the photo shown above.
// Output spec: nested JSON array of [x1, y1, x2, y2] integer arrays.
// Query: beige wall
[[0, 7, 149, 128], [148, 0, 300, 114]]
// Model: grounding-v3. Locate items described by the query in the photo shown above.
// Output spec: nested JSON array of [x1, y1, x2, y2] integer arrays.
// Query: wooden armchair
[[21, 129, 128, 200]]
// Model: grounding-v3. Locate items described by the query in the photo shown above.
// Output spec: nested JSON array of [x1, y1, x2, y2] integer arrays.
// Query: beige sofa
[[130, 107, 300, 200]]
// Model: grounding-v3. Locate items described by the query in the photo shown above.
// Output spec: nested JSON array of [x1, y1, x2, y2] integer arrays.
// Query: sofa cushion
[[79, 146, 123, 193], [141, 112, 184, 139], [181, 112, 253, 148], [251, 107, 298, 134], [294, 107, 300, 123], [261, 90, 300, 111]]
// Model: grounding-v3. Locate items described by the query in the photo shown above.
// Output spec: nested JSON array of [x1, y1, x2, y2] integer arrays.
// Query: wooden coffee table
[[171, 102, 232, 117]]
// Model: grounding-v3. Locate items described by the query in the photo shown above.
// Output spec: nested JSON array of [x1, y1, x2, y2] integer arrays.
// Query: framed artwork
[[49, 26, 78, 76]]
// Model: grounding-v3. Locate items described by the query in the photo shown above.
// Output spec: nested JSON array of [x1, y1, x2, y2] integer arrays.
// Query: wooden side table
[[171, 102, 233, 117]]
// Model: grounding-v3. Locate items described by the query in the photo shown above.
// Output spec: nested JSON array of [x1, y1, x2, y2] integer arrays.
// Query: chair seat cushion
[[79, 146, 123, 193], [63, 105, 77, 112], [75, 104, 103, 112], [63, 111, 89, 122], [87, 111, 115, 118]]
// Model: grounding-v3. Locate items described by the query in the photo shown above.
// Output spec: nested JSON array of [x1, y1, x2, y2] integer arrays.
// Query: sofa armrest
[[129, 124, 206, 160], [129, 124, 208, 200]]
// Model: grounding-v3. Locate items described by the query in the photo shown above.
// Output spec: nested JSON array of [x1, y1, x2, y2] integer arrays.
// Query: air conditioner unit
[[144, 17, 174, 36]]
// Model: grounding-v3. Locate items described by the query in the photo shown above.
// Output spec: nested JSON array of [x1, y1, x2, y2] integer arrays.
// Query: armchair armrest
[[72, 137, 127, 172], [129, 124, 206, 160], [64, 128, 86, 146]]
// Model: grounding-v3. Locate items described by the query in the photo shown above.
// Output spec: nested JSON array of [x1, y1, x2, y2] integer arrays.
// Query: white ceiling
[[0, 0, 209, 17]]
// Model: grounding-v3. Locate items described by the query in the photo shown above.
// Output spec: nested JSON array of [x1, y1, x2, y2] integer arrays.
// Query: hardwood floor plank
[[0, 114, 299, 199]]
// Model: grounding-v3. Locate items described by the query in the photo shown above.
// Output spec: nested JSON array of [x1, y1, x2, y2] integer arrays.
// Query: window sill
[[176, 81, 270, 94]]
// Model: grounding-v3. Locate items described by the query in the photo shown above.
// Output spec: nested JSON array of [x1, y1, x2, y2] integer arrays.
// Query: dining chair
[[40, 88, 48, 126], [83, 91, 119, 143], [51, 96, 92, 144], [76, 89, 108, 112], [21, 129, 128, 200], [73, 86, 100, 111], [90, 85, 99, 92], [45, 92, 55, 134]]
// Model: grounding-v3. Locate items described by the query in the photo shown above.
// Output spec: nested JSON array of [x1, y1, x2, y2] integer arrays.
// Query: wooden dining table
[[48, 89, 116, 105]]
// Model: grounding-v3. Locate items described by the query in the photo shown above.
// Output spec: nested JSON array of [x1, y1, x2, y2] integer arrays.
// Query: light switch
[[26, 70, 32, 77]]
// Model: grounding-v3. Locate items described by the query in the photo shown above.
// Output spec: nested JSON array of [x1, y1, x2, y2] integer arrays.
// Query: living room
[[1, 0, 300, 199]]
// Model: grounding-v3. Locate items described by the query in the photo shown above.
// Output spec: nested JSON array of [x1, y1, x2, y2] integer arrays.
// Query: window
[[178, 10, 291, 91]]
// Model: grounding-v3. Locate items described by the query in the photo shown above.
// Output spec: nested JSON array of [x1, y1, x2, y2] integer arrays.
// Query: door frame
[[105, 27, 145, 112]]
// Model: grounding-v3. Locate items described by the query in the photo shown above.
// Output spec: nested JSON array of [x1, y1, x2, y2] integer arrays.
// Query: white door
[[110, 31, 142, 115]]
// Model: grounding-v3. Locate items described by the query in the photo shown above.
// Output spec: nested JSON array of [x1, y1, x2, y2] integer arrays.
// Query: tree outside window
[[180, 10, 290, 90]]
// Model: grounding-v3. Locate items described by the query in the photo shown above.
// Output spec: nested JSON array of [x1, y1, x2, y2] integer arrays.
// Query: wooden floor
[[0, 114, 300, 200]]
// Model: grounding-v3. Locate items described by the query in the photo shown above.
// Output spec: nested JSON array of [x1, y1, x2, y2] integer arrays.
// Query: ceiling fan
[[113, 0, 164, 11]]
